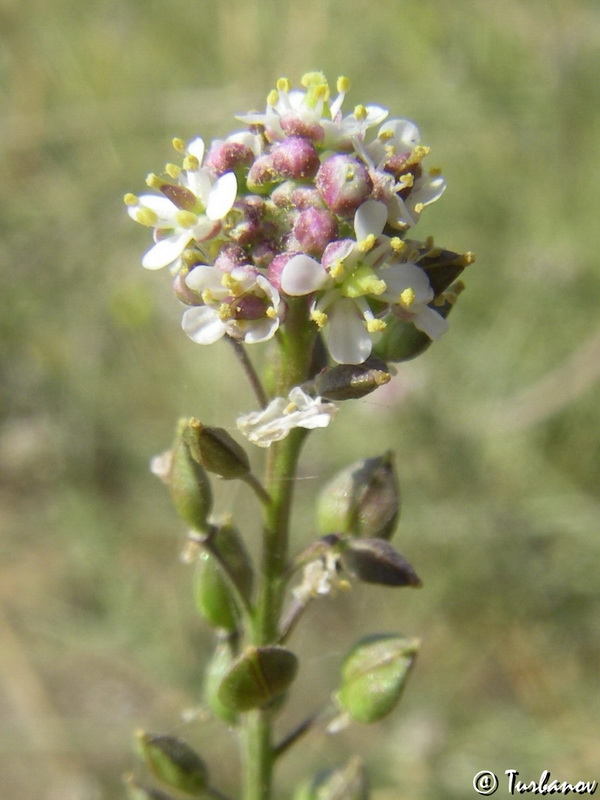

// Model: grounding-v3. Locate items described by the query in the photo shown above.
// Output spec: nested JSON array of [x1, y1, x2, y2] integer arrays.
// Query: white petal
[[413, 306, 449, 340], [186, 137, 205, 164], [181, 306, 227, 344], [184, 265, 224, 293], [379, 118, 420, 148], [206, 172, 237, 220], [184, 168, 212, 202], [414, 174, 446, 207], [239, 316, 280, 344], [326, 299, 373, 364], [281, 254, 328, 296], [354, 200, 387, 241], [141, 231, 191, 269], [380, 262, 433, 304], [363, 104, 389, 127]]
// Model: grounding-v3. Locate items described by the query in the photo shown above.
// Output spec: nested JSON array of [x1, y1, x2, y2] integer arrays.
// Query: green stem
[[242, 299, 316, 800]]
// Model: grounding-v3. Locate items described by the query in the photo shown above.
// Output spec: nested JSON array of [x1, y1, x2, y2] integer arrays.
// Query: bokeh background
[[2, 0, 600, 797]]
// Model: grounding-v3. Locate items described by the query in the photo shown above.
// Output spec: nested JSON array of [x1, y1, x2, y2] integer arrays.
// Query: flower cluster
[[126, 72, 462, 365]]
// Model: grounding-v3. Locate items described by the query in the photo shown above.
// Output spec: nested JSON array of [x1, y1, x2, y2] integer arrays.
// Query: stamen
[[400, 287, 416, 308], [354, 104, 367, 121], [366, 318, 387, 333], [336, 76, 350, 93], [175, 210, 199, 228], [172, 138, 186, 153], [124, 193, 138, 206], [183, 154, 200, 172], [358, 234, 376, 254], [218, 303, 234, 321], [165, 163, 182, 179], [311, 309, 328, 329]]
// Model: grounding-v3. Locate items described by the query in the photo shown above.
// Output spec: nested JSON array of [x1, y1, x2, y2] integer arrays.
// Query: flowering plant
[[124, 72, 473, 800]]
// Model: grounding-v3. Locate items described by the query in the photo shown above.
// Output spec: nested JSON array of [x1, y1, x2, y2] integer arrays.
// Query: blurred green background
[[2, 0, 600, 797]]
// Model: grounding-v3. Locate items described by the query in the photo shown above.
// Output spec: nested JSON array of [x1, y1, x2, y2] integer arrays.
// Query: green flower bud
[[185, 419, 250, 479], [217, 646, 298, 712], [168, 425, 213, 531], [336, 635, 419, 724], [314, 357, 390, 401], [203, 641, 238, 725], [341, 538, 421, 588], [294, 757, 369, 800], [317, 452, 400, 540], [125, 775, 176, 800], [135, 731, 209, 795]]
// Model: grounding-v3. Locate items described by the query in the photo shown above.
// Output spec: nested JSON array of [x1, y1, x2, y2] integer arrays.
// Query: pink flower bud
[[293, 207, 338, 256], [205, 141, 255, 176], [280, 115, 325, 142], [271, 136, 320, 180], [268, 252, 298, 290], [316, 154, 373, 217]]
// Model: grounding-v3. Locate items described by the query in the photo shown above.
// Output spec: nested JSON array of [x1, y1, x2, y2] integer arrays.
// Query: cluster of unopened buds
[[126, 72, 473, 376]]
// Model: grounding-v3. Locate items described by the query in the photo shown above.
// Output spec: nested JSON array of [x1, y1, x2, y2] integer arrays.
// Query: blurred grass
[[1, 0, 600, 797]]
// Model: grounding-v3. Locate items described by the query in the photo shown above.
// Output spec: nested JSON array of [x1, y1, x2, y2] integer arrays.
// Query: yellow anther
[[165, 163, 182, 179], [379, 129, 394, 142], [354, 104, 367, 121], [218, 303, 234, 321], [390, 237, 406, 254], [330, 260, 346, 281], [311, 309, 328, 329], [337, 76, 350, 93], [183, 154, 200, 172], [400, 287, 416, 308], [222, 272, 243, 294], [145, 173, 163, 189], [366, 318, 387, 333], [429, 167, 443, 177], [301, 71, 327, 89], [266, 307, 277, 320], [284, 400, 299, 414], [175, 210, 198, 228], [267, 89, 279, 107], [135, 208, 159, 227], [276, 77, 291, 93], [201, 289, 216, 304], [358, 234, 376, 253], [414, 202, 424, 215], [462, 251, 476, 266], [407, 145, 430, 165], [172, 138, 186, 154], [124, 193, 138, 206], [399, 173, 414, 189]]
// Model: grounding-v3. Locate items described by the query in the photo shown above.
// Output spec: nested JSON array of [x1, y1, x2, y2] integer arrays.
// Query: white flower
[[292, 550, 349, 602], [125, 137, 237, 271], [182, 266, 283, 344], [237, 72, 387, 148], [379, 261, 449, 339], [280, 201, 394, 364], [237, 386, 338, 448]]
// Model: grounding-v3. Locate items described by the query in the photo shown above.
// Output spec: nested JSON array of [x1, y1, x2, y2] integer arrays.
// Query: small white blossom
[[237, 387, 338, 447], [292, 550, 349, 603], [182, 266, 283, 345]]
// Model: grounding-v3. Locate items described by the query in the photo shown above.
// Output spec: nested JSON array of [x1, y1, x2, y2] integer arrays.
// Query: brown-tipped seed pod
[[167, 424, 213, 531], [185, 419, 250, 479], [217, 646, 298, 712], [336, 635, 420, 724], [317, 452, 400, 540], [314, 357, 391, 401], [293, 756, 369, 800], [135, 731, 209, 795], [341, 538, 422, 587]]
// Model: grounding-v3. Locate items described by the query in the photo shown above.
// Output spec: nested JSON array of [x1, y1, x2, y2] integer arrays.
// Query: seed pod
[[135, 731, 209, 795], [294, 756, 369, 800], [168, 425, 212, 531], [185, 419, 250, 479], [317, 452, 400, 540], [314, 358, 391, 401], [336, 635, 419, 724], [217, 646, 298, 712], [203, 641, 238, 725], [124, 776, 176, 800], [194, 552, 239, 631], [341, 538, 421, 588]]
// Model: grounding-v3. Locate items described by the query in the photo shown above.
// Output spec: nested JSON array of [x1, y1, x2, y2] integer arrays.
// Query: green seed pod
[[341, 538, 421, 588], [168, 427, 213, 531], [294, 757, 369, 800], [124, 775, 176, 800], [194, 552, 238, 631], [336, 635, 419, 724], [217, 646, 298, 712], [185, 419, 250, 479], [373, 281, 465, 363], [314, 358, 390, 401], [211, 521, 254, 602], [203, 640, 238, 725], [317, 452, 400, 540], [135, 731, 209, 795]]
